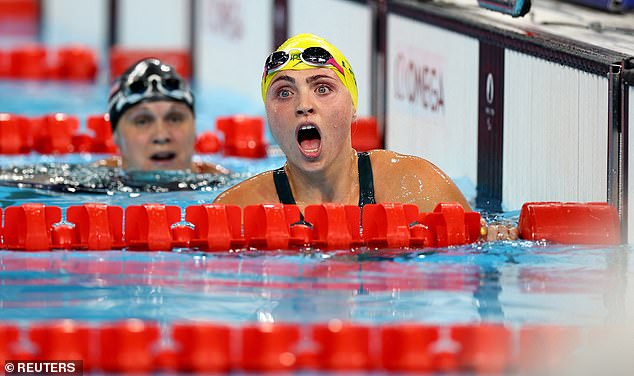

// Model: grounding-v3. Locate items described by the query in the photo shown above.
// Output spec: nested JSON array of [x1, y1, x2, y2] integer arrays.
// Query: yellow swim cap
[[261, 33, 358, 110]]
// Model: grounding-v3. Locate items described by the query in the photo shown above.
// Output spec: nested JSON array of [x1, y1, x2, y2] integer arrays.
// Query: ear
[[352, 109, 358, 123], [112, 129, 123, 148]]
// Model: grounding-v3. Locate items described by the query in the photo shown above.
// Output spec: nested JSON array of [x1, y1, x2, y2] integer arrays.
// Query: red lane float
[[3, 44, 98, 80], [216, 115, 267, 158], [0, 324, 19, 361], [351, 117, 382, 151], [29, 320, 93, 370], [0, 320, 612, 374], [0, 113, 32, 154], [109, 46, 191, 79], [125, 204, 181, 251], [169, 222, 194, 248], [0, 112, 223, 155], [51, 223, 78, 250], [451, 324, 512, 374], [31, 113, 80, 154], [172, 323, 231, 373], [0, 202, 623, 251], [244, 204, 301, 249], [0, 49, 8, 78], [4, 203, 62, 251], [240, 323, 300, 371], [362, 203, 419, 248], [380, 324, 440, 372], [86, 114, 118, 154], [305, 204, 362, 249], [186, 204, 243, 250], [66, 203, 124, 250], [0, 113, 119, 155], [518, 202, 620, 244], [195, 131, 222, 154], [71, 133, 95, 153], [55, 45, 98, 81], [312, 320, 372, 370], [9, 44, 49, 79], [419, 203, 482, 247], [98, 319, 159, 374]]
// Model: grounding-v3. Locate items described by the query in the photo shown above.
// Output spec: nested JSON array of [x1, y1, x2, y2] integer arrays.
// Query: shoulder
[[213, 170, 279, 207], [193, 161, 231, 174], [93, 156, 122, 168], [365, 149, 472, 211], [366, 149, 439, 176]]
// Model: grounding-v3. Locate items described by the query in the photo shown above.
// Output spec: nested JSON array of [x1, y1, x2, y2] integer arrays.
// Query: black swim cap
[[107, 58, 194, 130]]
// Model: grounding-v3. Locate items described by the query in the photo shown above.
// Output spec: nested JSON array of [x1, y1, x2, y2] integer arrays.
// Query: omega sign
[[393, 53, 445, 114]]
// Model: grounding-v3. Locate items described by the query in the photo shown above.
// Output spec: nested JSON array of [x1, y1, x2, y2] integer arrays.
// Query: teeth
[[300, 124, 316, 130]]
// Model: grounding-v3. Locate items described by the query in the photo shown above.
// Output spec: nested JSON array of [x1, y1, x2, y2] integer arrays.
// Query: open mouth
[[296, 124, 321, 155], [150, 151, 177, 162]]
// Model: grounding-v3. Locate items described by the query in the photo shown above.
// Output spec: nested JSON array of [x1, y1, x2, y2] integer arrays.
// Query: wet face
[[113, 101, 196, 171], [265, 68, 356, 173]]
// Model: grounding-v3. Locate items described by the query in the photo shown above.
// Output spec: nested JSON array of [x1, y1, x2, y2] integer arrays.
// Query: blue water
[[0, 243, 630, 327], [0, 152, 284, 209]]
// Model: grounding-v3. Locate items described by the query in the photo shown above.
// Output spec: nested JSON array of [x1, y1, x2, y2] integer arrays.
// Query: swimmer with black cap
[[100, 58, 227, 173], [214, 33, 516, 241]]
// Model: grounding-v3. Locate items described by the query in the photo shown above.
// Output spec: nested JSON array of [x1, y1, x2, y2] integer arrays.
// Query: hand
[[480, 218, 519, 241]]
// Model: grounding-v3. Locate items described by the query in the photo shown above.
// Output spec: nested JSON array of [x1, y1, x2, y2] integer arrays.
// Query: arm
[[417, 161, 518, 241], [92, 156, 122, 168], [417, 160, 518, 241], [193, 161, 231, 174]]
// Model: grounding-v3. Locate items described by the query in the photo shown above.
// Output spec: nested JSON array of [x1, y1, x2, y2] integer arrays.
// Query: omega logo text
[[394, 53, 445, 114]]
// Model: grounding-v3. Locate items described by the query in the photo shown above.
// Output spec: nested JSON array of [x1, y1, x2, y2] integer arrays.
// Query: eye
[[165, 112, 186, 124], [131, 114, 153, 127], [277, 89, 292, 98], [316, 85, 331, 94]]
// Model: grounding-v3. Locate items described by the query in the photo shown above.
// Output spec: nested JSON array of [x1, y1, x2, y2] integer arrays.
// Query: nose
[[295, 93, 314, 116], [152, 121, 171, 145]]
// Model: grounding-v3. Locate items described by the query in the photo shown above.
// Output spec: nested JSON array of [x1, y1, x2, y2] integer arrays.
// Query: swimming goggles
[[263, 46, 345, 77], [109, 71, 193, 113]]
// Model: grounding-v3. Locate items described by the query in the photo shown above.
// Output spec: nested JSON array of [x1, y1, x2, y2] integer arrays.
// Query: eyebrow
[[166, 102, 189, 111], [126, 107, 154, 117], [270, 74, 337, 87], [306, 74, 336, 84], [270, 75, 295, 86]]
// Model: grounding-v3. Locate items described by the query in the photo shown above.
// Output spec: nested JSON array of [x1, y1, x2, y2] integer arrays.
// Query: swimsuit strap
[[273, 166, 297, 205], [357, 152, 376, 207], [273, 166, 305, 222]]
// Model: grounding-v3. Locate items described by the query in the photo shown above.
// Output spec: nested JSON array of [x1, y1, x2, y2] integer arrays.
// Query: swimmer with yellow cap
[[215, 33, 517, 240]]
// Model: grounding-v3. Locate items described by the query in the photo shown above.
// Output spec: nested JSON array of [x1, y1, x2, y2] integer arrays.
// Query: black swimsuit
[[273, 152, 377, 210]]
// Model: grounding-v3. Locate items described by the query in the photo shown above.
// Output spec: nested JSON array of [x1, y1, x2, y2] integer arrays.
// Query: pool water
[[0, 81, 632, 375], [0, 152, 284, 209], [1, 242, 630, 326]]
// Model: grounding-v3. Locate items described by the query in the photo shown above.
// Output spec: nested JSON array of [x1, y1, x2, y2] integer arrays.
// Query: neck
[[285, 148, 358, 207]]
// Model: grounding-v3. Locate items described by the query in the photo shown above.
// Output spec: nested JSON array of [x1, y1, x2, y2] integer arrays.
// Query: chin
[[294, 157, 326, 173]]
